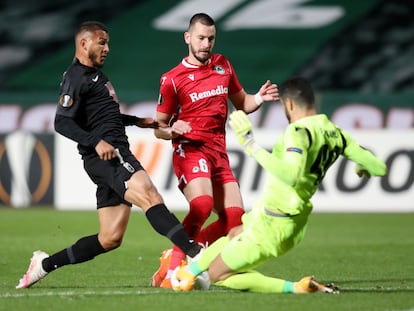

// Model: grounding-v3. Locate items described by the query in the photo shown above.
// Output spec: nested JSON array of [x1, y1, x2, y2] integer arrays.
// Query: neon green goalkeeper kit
[[189, 112, 386, 293]]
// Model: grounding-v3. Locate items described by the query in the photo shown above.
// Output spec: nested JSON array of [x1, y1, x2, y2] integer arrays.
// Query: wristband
[[254, 92, 264, 106], [244, 139, 262, 157]]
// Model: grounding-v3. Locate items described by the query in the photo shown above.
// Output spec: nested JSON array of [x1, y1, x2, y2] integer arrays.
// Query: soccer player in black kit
[[16, 21, 201, 289]]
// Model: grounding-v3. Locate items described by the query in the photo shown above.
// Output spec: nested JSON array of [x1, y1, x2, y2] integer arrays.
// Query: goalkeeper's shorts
[[220, 204, 310, 272]]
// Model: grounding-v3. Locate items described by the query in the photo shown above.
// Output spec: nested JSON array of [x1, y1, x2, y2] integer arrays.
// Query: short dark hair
[[76, 21, 108, 36], [279, 76, 315, 108], [188, 13, 215, 30]]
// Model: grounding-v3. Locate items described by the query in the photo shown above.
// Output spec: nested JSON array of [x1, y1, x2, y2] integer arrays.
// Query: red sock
[[168, 195, 213, 271], [224, 206, 244, 232], [181, 195, 213, 237], [196, 206, 244, 245], [195, 219, 224, 245]]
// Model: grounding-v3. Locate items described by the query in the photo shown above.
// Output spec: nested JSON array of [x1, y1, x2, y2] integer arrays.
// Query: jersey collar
[[181, 57, 212, 68]]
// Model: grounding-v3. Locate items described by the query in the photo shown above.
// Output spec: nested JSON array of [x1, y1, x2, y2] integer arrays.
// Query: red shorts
[[172, 142, 237, 191]]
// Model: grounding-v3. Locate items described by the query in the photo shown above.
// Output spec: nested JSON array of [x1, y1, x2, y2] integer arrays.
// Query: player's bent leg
[[125, 172, 202, 258], [227, 224, 243, 239], [215, 270, 286, 293], [196, 206, 243, 245], [98, 203, 131, 250], [206, 253, 234, 283], [124, 170, 164, 211], [16, 233, 109, 289], [197, 182, 244, 243], [41, 205, 131, 273], [217, 181, 245, 232]]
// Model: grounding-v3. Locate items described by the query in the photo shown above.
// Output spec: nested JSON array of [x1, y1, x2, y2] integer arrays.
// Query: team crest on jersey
[[59, 94, 73, 108], [192, 166, 200, 173], [213, 65, 225, 75], [105, 81, 119, 103]]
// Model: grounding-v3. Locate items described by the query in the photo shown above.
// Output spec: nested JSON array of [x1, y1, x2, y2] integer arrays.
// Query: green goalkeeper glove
[[229, 110, 261, 156]]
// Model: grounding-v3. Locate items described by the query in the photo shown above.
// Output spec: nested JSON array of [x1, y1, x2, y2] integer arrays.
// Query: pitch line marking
[[0, 288, 229, 299], [1, 290, 164, 298]]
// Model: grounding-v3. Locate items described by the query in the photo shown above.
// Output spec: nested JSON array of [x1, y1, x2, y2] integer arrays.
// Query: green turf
[[0, 208, 413, 311]]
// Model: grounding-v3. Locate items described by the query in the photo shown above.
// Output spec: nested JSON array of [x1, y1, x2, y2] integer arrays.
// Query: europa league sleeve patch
[[59, 94, 73, 108], [287, 147, 303, 154]]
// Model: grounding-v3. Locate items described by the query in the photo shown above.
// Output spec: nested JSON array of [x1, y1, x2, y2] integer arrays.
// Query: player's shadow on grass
[[333, 278, 414, 293], [341, 288, 414, 293]]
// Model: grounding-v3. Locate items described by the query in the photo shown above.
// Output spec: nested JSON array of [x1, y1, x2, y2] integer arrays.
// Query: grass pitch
[[0, 208, 413, 311]]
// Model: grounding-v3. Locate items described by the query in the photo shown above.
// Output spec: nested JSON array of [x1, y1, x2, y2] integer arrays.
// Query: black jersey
[[55, 58, 130, 155]]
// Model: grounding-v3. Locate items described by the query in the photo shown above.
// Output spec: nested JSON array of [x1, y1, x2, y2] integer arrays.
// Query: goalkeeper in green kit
[[172, 76, 387, 294]]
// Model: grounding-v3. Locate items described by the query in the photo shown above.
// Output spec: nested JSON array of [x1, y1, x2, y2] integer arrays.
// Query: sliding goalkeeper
[[171, 76, 387, 294]]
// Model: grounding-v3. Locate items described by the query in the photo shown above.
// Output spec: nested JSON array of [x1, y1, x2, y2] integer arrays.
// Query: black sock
[[42, 234, 106, 272], [145, 204, 201, 257]]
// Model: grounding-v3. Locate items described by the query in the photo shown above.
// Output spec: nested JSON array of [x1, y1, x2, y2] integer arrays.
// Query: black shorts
[[83, 147, 144, 208]]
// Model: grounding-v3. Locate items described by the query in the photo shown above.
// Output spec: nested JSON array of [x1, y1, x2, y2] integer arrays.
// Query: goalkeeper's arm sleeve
[[341, 130, 387, 177], [252, 148, 303, 187], [251, 126, 309, 187]]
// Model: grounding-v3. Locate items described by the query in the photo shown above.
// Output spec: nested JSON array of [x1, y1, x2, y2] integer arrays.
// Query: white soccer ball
[[170, 266, 195, 291], [171, 264, 211, 291]]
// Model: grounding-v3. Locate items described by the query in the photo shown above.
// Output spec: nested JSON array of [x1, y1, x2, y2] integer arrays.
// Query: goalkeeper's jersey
[[254, 114, 386, 215]]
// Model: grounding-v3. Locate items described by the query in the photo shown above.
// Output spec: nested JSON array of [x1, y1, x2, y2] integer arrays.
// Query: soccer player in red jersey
[[151, 13, 278, 288]]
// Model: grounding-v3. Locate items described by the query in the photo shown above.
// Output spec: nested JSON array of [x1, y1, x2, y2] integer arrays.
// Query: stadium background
[[0, 0, 412, 210]]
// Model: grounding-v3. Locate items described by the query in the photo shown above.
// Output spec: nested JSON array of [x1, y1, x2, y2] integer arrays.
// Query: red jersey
[[157, 54, 243, 152]]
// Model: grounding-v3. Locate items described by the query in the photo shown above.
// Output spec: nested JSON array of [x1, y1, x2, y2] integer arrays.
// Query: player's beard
[[89, 50, 105, 68], [190, 45, 211, 64]]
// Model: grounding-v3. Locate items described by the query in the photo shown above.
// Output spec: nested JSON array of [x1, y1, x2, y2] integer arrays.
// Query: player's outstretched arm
[[154, 111, 191, 140], [230, 80, 279, 114], [136, 117, 159, 129], [341, 130, 387, 177], [229, 110, 304, 187], [121, 114, 159, 129]]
